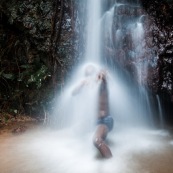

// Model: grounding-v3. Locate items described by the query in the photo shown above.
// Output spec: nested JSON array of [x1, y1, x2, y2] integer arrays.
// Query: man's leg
[[93, 124, 112, 158]]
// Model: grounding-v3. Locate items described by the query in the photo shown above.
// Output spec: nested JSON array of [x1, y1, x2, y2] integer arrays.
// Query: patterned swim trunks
[[97, 115, 114, 131]]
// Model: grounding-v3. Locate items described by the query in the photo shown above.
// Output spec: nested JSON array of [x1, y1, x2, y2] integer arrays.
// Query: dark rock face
[[140, 0, 173, 123], [100, 0, 173, 124]]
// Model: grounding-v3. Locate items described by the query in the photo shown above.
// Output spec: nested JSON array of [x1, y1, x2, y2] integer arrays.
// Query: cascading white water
[[84, 0, 101, 63], [52, 0, 158, 133], [51, 63, 101, 134], [51, 0, 155, 132], [99, 1, 156, 129], [156, 95, 164, 128]]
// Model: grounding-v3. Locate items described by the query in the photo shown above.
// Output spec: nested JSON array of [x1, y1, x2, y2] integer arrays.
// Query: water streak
[[84, 0, 101, 63], [156, 95, 164, 128]]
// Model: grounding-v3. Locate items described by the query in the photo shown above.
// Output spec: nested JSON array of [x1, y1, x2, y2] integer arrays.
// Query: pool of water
[[1, 128, 173, 173]]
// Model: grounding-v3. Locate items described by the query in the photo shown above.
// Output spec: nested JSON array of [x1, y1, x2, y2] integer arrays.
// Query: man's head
[[84, 64, 96, 77]]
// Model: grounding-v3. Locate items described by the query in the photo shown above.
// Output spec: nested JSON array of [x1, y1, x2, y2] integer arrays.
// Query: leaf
[[28, 75, 36, 83], [2, 73, 15, 80], [9, 18, 14, 24], [0, 70, 4, 76], [20, 65, 32, 69], [17, 78, 22, 82], [14, 110, 18, 114]]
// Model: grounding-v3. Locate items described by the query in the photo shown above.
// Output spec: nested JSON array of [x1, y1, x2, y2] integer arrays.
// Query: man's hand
[[98, 70, 107, 81]]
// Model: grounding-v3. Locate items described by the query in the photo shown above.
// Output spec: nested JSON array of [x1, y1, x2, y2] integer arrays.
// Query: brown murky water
[[1, 128, 173, 173]]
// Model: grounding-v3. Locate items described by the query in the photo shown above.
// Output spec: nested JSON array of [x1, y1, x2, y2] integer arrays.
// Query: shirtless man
[[72, 66, 113, 158], [93, 70, 113, 158]]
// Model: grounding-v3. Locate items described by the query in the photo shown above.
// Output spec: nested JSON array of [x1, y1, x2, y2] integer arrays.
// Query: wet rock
[[12, 125, 27, 134]]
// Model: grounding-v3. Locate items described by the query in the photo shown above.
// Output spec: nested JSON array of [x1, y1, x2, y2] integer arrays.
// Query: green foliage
[[26, 65, 51, 89], [2, 73, 15, 80], [0, 0, 78, 116]]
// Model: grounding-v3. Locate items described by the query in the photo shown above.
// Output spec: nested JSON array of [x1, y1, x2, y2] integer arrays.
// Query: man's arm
[[72, 80, 87, 95]]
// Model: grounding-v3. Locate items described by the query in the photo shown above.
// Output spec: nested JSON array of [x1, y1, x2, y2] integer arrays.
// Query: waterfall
[[51, 0, 159, 132], [98, 1, 156, 129], [84, 0, 101, 63], [156, 95, 164, 128]]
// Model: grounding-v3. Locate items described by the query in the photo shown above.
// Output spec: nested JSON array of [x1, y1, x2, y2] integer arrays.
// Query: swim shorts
[[97, 116, 114, 131]]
